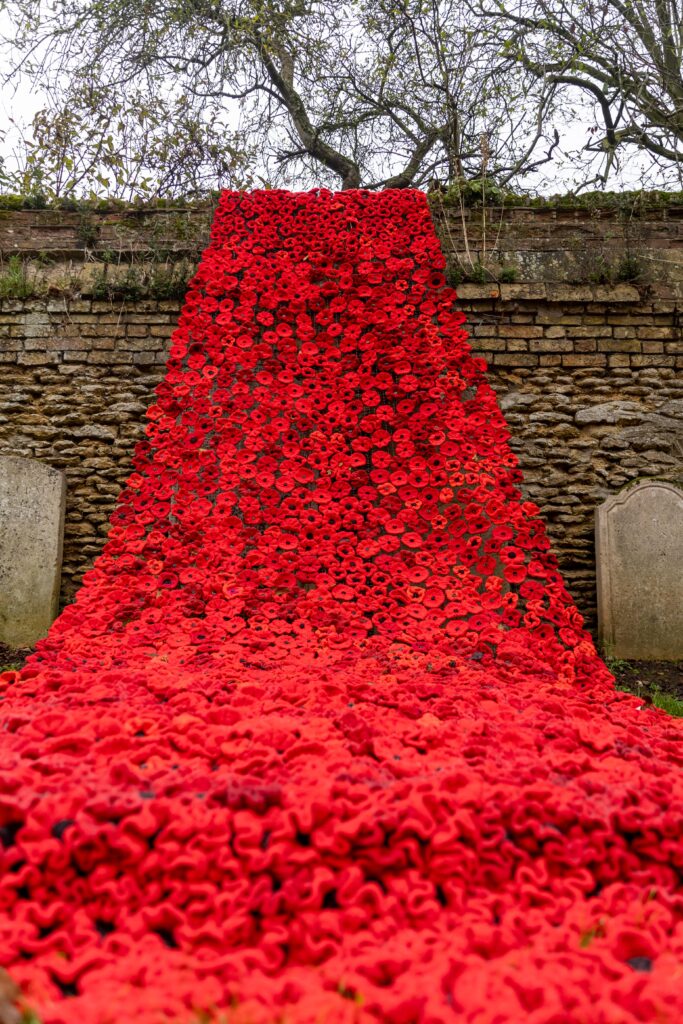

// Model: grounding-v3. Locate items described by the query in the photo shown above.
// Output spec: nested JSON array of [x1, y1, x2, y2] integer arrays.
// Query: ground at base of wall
[[0, 642, 33, 673], [609, 658, 683, 715], [2, 643, 682, 715]]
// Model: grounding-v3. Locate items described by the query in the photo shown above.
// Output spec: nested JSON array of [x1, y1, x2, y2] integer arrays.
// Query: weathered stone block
[[613, 327, 637, 339], [530, 339, 573, 352], [566, 327, 613, 338], [17, 352, 59, 366], [492, 353, 539, 367], [561, 355, 607, 367], [596, 481, 683, 660], [631, 355, 676, 367], [476, 338, 506, 351], [499, 284, 547, 300], [575, 401, 644, 426], [598, 339, 642, 352], [73, 425, 117, 442], [505, 325, 544, 338], [636, 327, 676, 339], [0, 457, 66, 647]]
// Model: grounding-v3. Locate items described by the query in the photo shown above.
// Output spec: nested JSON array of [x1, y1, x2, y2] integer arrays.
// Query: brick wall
[[1, 199, 683, 631]]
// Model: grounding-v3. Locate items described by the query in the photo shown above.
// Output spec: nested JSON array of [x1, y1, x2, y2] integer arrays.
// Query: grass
[[0, 255, 40, 300], [647, 690, 683, 717], [605, 656, 630, 674], [91, 258, 195, 301]]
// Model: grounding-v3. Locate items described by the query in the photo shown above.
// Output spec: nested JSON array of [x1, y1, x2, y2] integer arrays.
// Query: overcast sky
[[0, 6, 675, 197]]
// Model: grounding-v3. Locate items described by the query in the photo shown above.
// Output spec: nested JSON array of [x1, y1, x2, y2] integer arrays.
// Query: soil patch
[[610, 659, 683, 700], [0, 642, 32, 672], [609, 659, 683, 716]]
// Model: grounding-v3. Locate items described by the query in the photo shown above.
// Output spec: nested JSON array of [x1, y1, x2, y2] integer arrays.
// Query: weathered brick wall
[[1, 199, 683, 631], [428, 193, 683, 288]]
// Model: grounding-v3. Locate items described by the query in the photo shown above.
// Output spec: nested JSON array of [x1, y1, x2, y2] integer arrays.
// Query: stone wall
[[1, 197, 683, 632], [0, 296, 175, 608], [456, 282, 683, 626]]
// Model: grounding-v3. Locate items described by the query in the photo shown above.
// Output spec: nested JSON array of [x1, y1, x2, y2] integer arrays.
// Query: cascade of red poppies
[[1, 189, 683, 1024]]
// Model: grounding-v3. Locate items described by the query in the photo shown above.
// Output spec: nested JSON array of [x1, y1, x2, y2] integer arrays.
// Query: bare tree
[[478, 0, 683, 186], [1, 0, 558, 197]]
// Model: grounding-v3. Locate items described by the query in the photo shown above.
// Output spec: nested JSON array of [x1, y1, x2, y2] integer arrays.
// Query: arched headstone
[[596, 480, 683, 661], [0, 457, 66, 649]]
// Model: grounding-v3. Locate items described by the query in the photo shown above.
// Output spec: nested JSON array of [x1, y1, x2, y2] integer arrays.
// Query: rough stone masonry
[[0, 197, 682, 633]]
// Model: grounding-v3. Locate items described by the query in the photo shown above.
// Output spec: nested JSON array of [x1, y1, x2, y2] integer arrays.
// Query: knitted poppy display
[[2, 189, 683, 1024]]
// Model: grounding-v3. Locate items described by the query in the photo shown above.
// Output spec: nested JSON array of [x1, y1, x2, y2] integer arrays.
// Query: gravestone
[[596, 480, 683, 661], [0, 457, 66, 649]]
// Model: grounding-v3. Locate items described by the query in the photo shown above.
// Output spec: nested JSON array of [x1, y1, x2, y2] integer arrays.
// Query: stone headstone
[[596, 480, 683, 661], [0, 457, 66, 649]]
